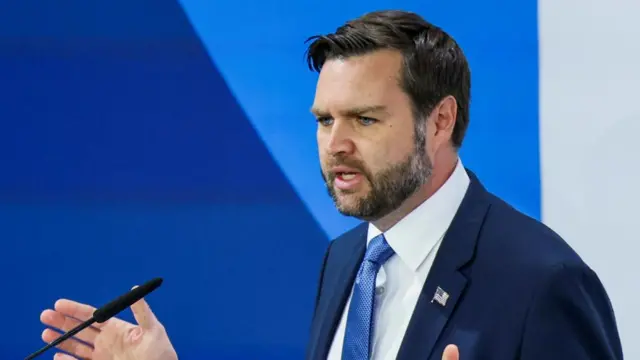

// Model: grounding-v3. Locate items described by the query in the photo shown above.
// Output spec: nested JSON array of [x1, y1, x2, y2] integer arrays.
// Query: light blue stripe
[[177, 0, 540, 237]]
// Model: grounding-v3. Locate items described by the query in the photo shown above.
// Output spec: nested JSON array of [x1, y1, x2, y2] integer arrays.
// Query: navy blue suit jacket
[[305, 170, 623, 359]]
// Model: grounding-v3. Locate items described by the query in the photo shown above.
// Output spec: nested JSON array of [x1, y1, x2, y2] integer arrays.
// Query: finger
[[54, 299, 101, 325], [442, 344, 459, 360], [42, 328, 93, 359], [131, 297, 158, 330], [54, 299, 128, 327], [54, 353, 78, 360], [129, 289, 158, 330], [41, 309, 100, 344]]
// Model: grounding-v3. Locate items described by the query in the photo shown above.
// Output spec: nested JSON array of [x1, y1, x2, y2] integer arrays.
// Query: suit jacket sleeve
[[519, 262, 623, 359]]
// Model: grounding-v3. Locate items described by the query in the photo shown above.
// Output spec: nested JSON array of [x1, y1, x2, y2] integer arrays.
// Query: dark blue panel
[[0, 1, 294, 203], [0, 204, 326, 359], [0, 1, 328, 359]]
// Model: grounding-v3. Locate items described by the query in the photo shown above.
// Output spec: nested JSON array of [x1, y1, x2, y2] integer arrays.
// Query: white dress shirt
[[327, 159, 470, 360]]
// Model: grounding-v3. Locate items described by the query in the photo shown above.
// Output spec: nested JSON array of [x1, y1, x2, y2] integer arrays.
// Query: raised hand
[[40, 295, 177, 360]]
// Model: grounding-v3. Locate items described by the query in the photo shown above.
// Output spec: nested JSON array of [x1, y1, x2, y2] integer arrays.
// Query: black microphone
[[25, 277, 163, 360]]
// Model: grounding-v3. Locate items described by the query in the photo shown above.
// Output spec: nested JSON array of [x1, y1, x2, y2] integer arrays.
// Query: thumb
[[130, 286, 159, 330], [442, 344, 459, 360]]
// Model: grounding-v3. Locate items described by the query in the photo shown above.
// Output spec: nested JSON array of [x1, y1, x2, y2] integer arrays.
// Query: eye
[[358, 116, 377, 126], [316, 116, 334, 126]]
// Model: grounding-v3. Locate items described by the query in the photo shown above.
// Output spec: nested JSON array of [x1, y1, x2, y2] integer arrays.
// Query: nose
[[325, 120, 356, 156]]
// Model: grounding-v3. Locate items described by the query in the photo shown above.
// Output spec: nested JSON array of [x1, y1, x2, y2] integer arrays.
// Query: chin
[[334, 182, 370, 195], [336, 206, 380, 222], [335, 188, 366, 200], [334, 194, 364, 212]]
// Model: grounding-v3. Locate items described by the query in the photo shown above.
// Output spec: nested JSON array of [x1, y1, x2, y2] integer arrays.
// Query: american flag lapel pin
[[431, 286, 449, 307]]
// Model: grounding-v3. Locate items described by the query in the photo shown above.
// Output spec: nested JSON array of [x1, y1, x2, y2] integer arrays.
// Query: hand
[[40, 294, 177, 360], [442, 344, 459, 360]]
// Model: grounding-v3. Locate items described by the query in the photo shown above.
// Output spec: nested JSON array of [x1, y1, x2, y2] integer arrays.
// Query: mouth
[[336, 172, 358, 181], [332, 171, 365, 191]]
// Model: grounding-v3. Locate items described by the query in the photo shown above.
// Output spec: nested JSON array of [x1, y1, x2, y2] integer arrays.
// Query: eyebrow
[[310, 105, 389, 117]]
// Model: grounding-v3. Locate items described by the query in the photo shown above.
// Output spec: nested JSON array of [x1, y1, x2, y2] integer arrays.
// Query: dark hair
[[305, 10, 471, 148]]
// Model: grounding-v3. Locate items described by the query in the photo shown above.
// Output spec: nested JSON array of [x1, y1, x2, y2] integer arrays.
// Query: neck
[[372, 154, 458, 232]]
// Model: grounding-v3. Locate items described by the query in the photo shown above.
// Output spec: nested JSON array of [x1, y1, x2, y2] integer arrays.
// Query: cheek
[[316, 132, 329, 154], [318, 153, 328, 169], [364, 138, 409, 166], [318, 151, 332, 173], [385, 123, 415, 152], [356, 146, 388, 174]]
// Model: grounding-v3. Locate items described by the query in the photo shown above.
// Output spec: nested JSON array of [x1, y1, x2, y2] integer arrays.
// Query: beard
[[321, 128, 433, 221]]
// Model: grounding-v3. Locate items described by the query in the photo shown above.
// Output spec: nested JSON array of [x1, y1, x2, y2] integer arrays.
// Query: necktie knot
[[364, 234, 394, 266]]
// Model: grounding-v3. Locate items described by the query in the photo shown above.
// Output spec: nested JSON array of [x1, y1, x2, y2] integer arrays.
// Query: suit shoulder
[[480, 192, 587, 270], [330, 222, 368, 247]]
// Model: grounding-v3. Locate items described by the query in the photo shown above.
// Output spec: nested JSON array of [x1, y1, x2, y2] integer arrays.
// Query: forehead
[[312, 50, 407, 112]]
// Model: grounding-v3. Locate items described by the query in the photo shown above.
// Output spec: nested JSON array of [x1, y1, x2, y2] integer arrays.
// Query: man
[[38, 10, 622, 360]]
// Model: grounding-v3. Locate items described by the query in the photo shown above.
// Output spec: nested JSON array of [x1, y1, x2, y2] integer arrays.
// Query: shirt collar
[[367, 158, 470, 271]]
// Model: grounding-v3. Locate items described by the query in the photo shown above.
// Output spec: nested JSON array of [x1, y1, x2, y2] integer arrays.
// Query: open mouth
[[333, 171, 364, 190], [336, 172, 358, 180]]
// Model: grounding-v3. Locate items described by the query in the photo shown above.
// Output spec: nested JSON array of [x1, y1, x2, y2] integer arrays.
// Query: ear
[[428, 95, 457, 151]]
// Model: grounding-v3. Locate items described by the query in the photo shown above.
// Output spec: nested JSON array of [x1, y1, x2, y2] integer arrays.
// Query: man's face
[[312, 49, 433, 221]]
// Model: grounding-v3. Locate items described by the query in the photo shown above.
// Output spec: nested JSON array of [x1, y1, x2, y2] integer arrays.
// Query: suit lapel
[[312, 224, 367, 360], [397, 169, 491, 360]]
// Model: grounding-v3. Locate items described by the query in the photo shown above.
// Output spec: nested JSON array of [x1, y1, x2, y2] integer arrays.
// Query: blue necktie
[[342, 234, 395, 360]]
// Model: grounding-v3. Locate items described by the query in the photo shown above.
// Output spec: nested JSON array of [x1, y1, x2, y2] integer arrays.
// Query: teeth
[[341, 173, 356, 180]]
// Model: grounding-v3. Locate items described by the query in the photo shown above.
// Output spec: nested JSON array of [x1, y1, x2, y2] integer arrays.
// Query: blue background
[[0, 0, 538, 358]]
